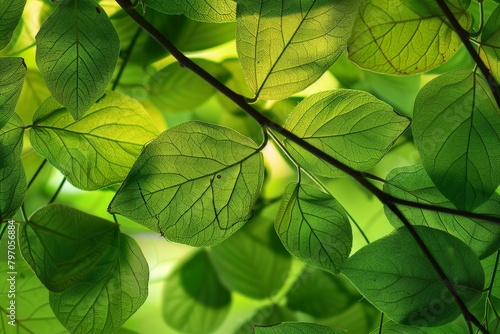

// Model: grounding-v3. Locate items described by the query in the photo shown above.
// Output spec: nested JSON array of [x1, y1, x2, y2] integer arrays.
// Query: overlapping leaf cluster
[[0, 0, 499, 333]]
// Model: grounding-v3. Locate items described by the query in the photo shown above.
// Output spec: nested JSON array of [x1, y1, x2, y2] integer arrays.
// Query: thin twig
[[435, 0, 500, 108], [112, 27, 142, 91], [49, 177, 66, 204]]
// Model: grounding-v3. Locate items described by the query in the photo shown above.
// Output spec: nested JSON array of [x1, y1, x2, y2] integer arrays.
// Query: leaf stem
[[116, 1, 493, 331], [112, 27, 142, 91], [26, 159, 47, 190], [435, 0, 500, 108], [49, 177, 66, 204], [378, 312, 384, 334]]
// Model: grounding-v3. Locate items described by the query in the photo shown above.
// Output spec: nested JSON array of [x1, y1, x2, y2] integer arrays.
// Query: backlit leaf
[[372, 321, 465, 333], [482, 252, 500, 298], [343, 226, 485, 326], [162, 250, 231, 334], [253, 322, 347, 334], [0, 57, 26, 128], [36, 0, 120, 118], [413, 69, 500, 211], [109, 121, 264, 247], [479, 5, 500, 81], [19, 204, 119, 292], [0, 0, 26, 50], [30, 91, 159, 190], [237, 304, 296, 334], [145, 0, 236, 22], [283, 90, 410, 178], [49, 233, 149, 334], [209, 215, 291, 299], [148, 59, 229, 113], [0, 113, 25, 221], [348, 0, 471, 74], [384, 165, 500, 259], [275, 182, 352, 274], [0, 237, 66, 334], [236, 0, 359, 100], [286, 267, 361, 318]]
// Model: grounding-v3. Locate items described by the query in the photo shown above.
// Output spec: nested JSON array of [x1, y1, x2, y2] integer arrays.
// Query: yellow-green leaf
[[348, 0, 471, 74], [30, 91, 159, 190]]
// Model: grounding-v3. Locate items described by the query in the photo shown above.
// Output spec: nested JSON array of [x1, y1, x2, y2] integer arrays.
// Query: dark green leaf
[[237, 304, 296, 334], [320, 299, 380, 334], [19, 204, 119, 292], [0, 0, 26, 50], [49, 233, 149, 334], [490, 318, 500, 333], [0, 57, 26, 128], [372, 320, 465, 333], [479, 5, 500, 81], [0, 113, 25, 221], [253, 322, 347, 334], [145, 0, 236, 22], [348, 0, 471, 74], [283, 90, 409, 178], [109, 121, 265, 247], [413, 69, 500, 211], [148, 59, 229, 113], [0, 113, 23, 167], [0, 235, 67, 334], [162, 250, 231, 334], [343, 226, 484, 326], [164, 15, 235, 52], [275, 183, 352, 274], [383, 165, 500, 259], [36, 0, 120, 118], [237, 0, 359, 100], [482, 252, 500, 298], [30, 92, 159, 190], [286, 267, 361, 318], [210, 215, 291, 299]]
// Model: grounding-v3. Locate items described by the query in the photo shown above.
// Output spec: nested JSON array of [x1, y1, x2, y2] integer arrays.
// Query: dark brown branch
[[435, 0, 500, 108], [115, 1, 492, 332]]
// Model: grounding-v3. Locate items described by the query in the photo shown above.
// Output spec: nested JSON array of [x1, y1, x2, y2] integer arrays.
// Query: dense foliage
[[0, 0, 499, 333]]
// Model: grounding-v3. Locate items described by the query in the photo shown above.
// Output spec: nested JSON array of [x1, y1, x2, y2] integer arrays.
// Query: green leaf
[[237, 304, 297, 334], [479, 5, 500, 81], [490, 318, 500, 334], [383, 165, 500, 259], [253, 322, 347, 334], [35, 0, 120, 118], [0, 57, 26, 128], [0, 160, 25, 222], [145, 0, 236, 22], [236, 0, 359, 100], [343, 226, 485, 326], [0, 0, 26, 50], [413, 69, 500, 211], [0, 235, 67, 334], [162, 250, 231, 334], [0, 113, 23, 167], [30, 91, 159, 190], [372, 320, 465, 333], [209, 215, 292, 299], [148, 59, 229, 113], [482, 252, 500, 298], [49, 232, 148, 334], [275, 183, 352, 274], [348, 0, 471, 74], [109, 121, 265, 247], [0, 113, 25, 221], [286, 267, 361, 318], [283, 90, 410, 178], [19, 204, 119, 292]]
